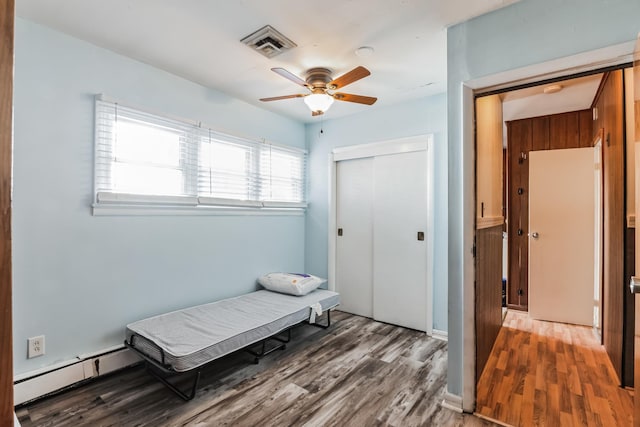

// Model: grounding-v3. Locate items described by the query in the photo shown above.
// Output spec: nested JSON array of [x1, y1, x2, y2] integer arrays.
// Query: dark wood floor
[[476, 310, 633, 426], [17, 311, 495, 427]]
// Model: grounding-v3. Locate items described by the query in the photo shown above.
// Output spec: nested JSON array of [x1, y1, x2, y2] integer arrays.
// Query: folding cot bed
[[125, 288, 340, 400]]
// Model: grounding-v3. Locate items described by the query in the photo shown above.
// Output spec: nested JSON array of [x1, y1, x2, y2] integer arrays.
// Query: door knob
[[531, 232, 539, 239], [630, 277, 640, 294]]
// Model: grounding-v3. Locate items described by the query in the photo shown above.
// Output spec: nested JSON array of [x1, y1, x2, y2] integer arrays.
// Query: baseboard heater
[[14, 346, 141, 406]]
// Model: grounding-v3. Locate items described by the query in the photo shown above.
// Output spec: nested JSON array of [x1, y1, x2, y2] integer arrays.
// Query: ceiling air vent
[[241, 25, 297, 59]]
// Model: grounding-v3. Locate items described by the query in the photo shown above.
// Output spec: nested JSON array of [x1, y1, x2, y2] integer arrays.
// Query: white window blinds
[[197, 129, 259, 201], [259, 144, 306, 204], [95, 101, 198, 198], [94, 97, 306, 210]]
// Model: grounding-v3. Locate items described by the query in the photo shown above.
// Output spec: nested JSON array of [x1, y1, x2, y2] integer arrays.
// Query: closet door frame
[[328, 134, 435, 335]]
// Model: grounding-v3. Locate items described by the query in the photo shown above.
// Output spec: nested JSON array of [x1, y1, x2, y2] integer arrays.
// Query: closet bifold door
[[372, 151, 428, 331], [335, 157, 374, 317]]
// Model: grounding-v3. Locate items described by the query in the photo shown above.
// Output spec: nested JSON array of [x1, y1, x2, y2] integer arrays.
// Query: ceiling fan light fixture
[[304, 93, 334, 114]]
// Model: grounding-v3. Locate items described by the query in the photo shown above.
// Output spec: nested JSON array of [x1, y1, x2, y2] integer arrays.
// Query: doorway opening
[[473, 65, 635, 425]]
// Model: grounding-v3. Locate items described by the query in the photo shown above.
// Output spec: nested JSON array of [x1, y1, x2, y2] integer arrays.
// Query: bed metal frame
[[124, 309, 332, 401]]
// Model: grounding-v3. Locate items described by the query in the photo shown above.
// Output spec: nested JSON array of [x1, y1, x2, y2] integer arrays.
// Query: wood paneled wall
[[624, 227, 635, 387], [475, 224, 503, 383], [0, 0, 14, 423], [506, 109, 593, 311], [595, 70, 626, 384]]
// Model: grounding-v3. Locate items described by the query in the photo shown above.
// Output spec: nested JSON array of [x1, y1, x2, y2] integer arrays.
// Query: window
[[259, 145, 305, 203], [94, 96, 306, 214], [198, 131, 257, 201]]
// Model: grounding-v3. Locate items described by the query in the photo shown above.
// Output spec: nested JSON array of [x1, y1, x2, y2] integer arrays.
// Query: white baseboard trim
[[473, 413, 514, 427], [14, 346, 140, 405], [432, 329, 448, 342], [441, 392, 464, 413]]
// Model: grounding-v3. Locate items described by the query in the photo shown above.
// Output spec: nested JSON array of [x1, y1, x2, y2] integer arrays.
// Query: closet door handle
[[417, 231, 424, 241]]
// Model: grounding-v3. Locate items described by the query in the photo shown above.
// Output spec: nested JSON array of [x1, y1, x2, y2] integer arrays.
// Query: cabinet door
[[373, 150, 428, 331], [336, 157, 374, 317]]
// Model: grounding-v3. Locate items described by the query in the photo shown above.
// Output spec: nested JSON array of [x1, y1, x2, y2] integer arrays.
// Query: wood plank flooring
[[476, 310, 633, 426], [16, 311, 495, 427]]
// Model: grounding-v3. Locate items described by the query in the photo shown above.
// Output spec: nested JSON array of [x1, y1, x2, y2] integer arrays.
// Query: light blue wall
[[304, 94, 448, 331], [13, 18, 306, 374], [447, 0, 640, 399]]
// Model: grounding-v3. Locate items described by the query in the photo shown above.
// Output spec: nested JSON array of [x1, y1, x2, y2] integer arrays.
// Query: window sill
[[92, 203, 305, 217]]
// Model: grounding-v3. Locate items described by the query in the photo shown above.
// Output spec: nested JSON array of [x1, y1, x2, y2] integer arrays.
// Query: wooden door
[[372, 150, 428, 331], [529, 148, 595, 326], [0, 0, 14, 424], [335, 158, 374, 317], [632, 33, 640, 426]]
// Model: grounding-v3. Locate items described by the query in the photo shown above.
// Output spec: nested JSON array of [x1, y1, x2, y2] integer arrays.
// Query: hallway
[[476, 310, 633, 426]]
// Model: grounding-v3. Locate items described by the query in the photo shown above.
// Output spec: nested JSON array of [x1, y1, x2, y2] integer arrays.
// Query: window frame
[[93, 95, 307, 216]]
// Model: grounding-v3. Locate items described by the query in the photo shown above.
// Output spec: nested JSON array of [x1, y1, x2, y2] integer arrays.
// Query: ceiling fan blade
[[311, 110, 324, 117], [332, 92, 377, 105], [328, 66, 371, 89], [259, 94, 306, 102], [271, 68, 308, 87]]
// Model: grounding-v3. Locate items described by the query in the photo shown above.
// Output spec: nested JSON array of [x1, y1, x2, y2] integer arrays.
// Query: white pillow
[[258, 273, 326, 296]]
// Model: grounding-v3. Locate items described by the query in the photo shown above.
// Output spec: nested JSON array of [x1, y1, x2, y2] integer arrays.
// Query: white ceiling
[[502, 74, 603, 122], [17, 0, 519, 123]]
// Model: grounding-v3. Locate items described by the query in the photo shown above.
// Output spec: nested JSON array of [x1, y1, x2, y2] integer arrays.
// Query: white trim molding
[[473, 413, 514, 427], [327, 153, 337, 292], [441, 392, 464, 413], [471, 41, 634, 93], [93, 192, 307, 216], [332, 135, 428, 161], [461, 83, 477, 414], [92, 204, 305, 216], [431, 329, 448, 342]]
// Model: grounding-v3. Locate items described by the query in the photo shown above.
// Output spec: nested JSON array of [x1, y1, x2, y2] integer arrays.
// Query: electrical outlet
[[28, 335, 45, 358]]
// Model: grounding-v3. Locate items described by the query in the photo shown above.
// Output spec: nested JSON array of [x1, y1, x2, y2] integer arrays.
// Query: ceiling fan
[[260, 66, 377, 116]]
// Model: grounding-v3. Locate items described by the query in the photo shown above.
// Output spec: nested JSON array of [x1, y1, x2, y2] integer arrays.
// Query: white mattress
[[126, 289, 340, 372]]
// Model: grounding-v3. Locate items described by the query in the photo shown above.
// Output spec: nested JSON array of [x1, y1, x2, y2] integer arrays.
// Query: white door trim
[[328, 134, 435, 335], [460, 40, 635, 412], [332, 135, 429, 161]]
